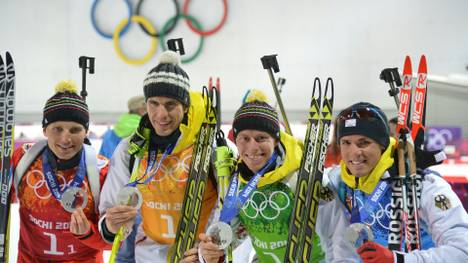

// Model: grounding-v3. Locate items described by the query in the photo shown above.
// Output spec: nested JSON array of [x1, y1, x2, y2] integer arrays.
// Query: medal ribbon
[[349, 180, 390, 224], [219, 151, 278, 223], [126, 143, 173, 187], [42, 148, 86, 201]]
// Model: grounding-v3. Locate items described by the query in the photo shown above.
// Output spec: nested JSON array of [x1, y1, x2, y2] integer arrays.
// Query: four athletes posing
[[6, 52, 468, 262]]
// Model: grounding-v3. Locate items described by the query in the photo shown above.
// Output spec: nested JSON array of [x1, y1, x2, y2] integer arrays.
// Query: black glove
[[415, 147, 446, 170]]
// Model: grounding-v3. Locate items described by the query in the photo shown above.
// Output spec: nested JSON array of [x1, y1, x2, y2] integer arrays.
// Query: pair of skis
[[381, 55, 428, 252], [0, 52, 16, 263], [285, 78, 334, 263], [171, 85, 218, 262]]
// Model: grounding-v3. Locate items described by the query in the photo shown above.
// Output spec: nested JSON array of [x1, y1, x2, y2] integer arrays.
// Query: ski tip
[[403, 56, 412, 75], [418, 55, 427, 73], [6, 51, 13, 64], [0, 54, 3, 65]]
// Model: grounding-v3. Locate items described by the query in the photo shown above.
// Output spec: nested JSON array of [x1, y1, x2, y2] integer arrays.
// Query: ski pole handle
[[277, 77, 286, 93], [260, 55, 293, 135], [167, 38, 185, 55], [78, 56, 95, 102], [380, 68, 402, 108]]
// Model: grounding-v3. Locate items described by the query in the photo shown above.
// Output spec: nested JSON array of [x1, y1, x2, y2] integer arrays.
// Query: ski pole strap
[[42, 149, 86, 201], [219, 152, 277, 223]]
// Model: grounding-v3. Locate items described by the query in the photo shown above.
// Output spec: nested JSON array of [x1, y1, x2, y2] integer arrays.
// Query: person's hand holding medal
[[345, 222, 374, 250], [42, 149, 89, 213], [107, 144, 172, 236], [199, 153, 278, 261]]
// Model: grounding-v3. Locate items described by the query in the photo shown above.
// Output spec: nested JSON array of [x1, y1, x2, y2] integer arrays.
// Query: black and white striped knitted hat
[[42, 80, 89, 129], [232, 100, 280, 140], [143, 51, 190, 106]]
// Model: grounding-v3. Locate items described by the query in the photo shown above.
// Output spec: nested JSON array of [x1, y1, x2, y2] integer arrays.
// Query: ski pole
[[78, 56, 95, 102], [261, 55, 293, 135], [274, 77, 286, 110], [379, 67, 402, 108]]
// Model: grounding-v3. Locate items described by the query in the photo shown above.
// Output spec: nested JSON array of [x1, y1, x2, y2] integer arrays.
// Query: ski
[[172, 86, 217, 262], [411, 56, 427, 151], [297, 78, 334, 262], [383, 55, 425, 251], [0, 52, 16, 263], [405, 55, 428, 251], [285, 78, 334, 263], [285, 78, 322, 262]]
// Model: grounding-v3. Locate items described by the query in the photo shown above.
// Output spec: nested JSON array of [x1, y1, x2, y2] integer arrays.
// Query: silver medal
[[61, 186, 88, 213], [206, 221, 233, 250], [117, 186, 143, 209], [345, 222, 374, 249]]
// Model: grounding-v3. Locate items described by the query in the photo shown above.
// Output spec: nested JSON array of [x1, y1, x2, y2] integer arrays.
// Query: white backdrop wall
[[1, 0, 468, 129]]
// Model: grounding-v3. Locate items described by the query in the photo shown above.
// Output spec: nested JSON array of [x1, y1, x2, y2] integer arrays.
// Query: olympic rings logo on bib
[[136, 154, 191, 183], [90, 0, 228, 65], [26, 169, 74, 200], [241, 191, 291, 220]]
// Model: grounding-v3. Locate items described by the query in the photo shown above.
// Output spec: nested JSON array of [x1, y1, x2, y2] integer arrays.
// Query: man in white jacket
[[98, 51, 217, 262], [316, 102, 468, 263]]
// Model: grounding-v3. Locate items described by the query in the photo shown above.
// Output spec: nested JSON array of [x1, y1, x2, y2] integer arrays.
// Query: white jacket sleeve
[[317, 196, 360, 262], [400, 173, 468, 262], [98, 138, 132, 215], [98, 138, 133, 244]]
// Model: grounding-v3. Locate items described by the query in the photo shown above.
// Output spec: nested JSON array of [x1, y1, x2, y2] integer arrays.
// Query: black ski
[[0, 52, 16, 263], [172, 86, 217, 261], [285, 78, 334, 263]]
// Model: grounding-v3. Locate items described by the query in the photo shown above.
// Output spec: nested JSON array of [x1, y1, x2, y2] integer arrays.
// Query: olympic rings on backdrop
[[135, 0, 180, 38], [91, 0, 133, 39], [113, 15, 159, 65], [90, 0, 229, 64], [159, 14, 204, 64], [183, 0, 228, 36]]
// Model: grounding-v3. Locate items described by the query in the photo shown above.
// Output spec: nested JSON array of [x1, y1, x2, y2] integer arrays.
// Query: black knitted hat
[[42, 80, 89, 129], [336, 102, 390, 148], [143, 51, 190, 106], [232, 101, 280, 140]]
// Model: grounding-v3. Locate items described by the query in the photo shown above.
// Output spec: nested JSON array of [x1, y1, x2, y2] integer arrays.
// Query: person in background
[[316, 102, 468, 262], [388, 116, 398, 139], [99, 95, 146, 159], [11, 80, 110, 262]]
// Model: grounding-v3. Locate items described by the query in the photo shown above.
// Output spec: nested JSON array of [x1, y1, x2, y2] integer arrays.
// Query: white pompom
[[159, 50, 181, 65]]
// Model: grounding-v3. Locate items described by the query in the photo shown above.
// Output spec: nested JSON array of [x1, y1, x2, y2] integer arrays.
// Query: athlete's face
[[339, 134, 384, 177], [236, 130, 278, 173], [147, 96, 186, 137], [43, 121, 87, 160]]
